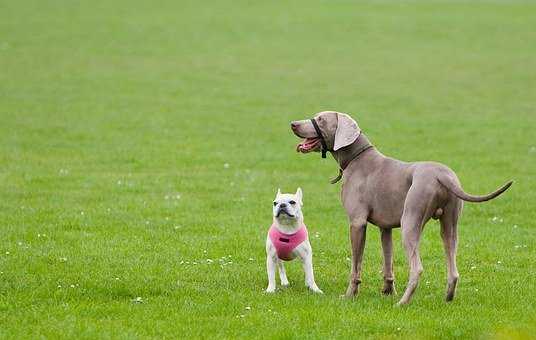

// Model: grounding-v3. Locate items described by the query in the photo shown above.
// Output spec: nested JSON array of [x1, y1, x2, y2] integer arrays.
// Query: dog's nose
[[290, 122, 298, 130], [279, 203, 287, 208]]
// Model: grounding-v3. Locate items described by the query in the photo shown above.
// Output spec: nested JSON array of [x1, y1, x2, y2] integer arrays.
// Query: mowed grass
[[1, 0, 535, 338]]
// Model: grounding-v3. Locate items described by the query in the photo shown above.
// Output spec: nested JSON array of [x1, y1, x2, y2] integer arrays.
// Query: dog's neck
[[332, 133, 375, 170], [273, 216, 303, 234]]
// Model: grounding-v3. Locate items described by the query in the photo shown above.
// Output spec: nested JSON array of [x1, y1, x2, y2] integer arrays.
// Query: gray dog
[[290, 111, 512, 305]]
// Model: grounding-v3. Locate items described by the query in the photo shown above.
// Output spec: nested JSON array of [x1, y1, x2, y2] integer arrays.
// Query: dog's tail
[[437, 176, 513, 203]]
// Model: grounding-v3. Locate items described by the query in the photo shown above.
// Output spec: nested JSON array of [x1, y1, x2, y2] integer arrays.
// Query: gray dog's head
[[273, 188, 303, 222], [290, 111, 361, 154]]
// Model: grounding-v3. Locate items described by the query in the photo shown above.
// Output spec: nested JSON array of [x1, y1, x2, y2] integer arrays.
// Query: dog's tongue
[[297, 138, 320, 153]]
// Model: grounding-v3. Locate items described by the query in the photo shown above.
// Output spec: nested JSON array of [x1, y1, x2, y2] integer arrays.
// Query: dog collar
[[310, 118, 328, 158], [330, 134, 374, 184]]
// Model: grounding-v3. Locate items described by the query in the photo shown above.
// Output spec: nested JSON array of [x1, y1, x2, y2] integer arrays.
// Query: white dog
[[265, 188, 322, 293]]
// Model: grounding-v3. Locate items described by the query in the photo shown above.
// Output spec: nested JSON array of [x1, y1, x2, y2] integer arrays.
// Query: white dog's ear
[[276, 188, 281, 198], [295, 187, 303, 205], [334, 113, 361, 151]]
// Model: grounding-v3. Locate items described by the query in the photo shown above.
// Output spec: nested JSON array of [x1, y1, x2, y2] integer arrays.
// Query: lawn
[[1, 0, 535, 338]]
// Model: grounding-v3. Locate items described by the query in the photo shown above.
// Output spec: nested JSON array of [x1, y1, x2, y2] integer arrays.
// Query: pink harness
[[269, 223, 308, 261]]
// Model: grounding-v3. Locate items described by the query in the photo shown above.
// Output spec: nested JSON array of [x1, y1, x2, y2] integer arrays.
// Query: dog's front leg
[[266, 254, 277, 293], [266, 239, 278, 293], [344, 220, 367, 298], [277, 260, 289, 287], [299, 241, 323, 294], [380, 228, 396, 295]]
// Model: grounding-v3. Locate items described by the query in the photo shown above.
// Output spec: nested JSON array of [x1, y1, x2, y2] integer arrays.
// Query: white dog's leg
[[266, 255, 277, 293], [266, 239, 277, 293], [277, 260, 289, 286], [296, 241, 323, 294]]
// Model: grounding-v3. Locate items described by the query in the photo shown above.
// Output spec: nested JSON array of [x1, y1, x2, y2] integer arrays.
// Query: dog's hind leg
[[277, 260, 289, 287], [397, 184, 434, 305], [440, 199, 462, 302], [380, 228, 396, 295]]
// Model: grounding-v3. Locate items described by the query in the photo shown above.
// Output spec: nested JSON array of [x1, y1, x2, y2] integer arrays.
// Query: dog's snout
[[290, 121, 298, 130], [279, 203, 287, 208]]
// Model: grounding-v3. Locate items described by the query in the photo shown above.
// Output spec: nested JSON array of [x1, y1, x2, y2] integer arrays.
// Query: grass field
[[1, 0, 536, 338]]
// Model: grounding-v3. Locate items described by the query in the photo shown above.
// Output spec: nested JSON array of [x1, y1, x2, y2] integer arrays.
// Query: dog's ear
[[276, 188, 281, 198], [334, 113, 361, 151], [295, 187, 303, 205]]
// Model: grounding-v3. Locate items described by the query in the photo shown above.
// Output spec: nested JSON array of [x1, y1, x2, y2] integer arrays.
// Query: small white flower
[[70, 284, 75, 288], [245, 306, 251, 310], [513, 225, 518, 229], [248, 258, 254, 261], [180, 260, 184, 264], [132, 297, 143, 303], [497, 260, 502, 264], [397, 328, 401, 331], [224, 163, 230, 169], [57, 285, 62, 288], [470, 265, 476, 270], [176, 194, 181, 200], [475, 288, 479, 292], [59, 257, 68, 262], [115, 277, 120, 280], [117, 180, 122, 185], [5, 251, 9, 255], [240, 314, 245, 318], [80, 211, 84, 215], [207, 259, 213, 263]]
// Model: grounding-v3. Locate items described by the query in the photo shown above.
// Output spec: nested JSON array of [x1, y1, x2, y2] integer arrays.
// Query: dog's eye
[[289, 200, 296, 205], [273, 202, 277, 206]]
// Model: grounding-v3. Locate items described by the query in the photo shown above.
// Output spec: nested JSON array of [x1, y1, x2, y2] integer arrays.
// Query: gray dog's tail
[[437, 176, 513, 203]]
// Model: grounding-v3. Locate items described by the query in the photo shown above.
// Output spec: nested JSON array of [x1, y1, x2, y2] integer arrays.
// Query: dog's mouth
[[276, 209, 295, 218], [297, 138, 320, 153]]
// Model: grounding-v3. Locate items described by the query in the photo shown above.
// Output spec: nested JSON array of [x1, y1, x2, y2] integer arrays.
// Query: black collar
[[310, 118, 328, 158]]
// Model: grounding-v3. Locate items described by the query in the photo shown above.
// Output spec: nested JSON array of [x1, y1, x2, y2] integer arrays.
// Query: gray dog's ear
[[295, 187, 303, 205], [334, 113, 361, 151]]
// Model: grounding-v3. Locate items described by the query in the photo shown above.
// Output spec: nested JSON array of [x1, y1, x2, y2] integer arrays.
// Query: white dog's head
[[273, 188, 303, 223]]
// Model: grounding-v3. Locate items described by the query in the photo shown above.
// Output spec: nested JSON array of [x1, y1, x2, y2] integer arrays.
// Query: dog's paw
[[265, 287, 276, 293], [382, 284, 396, 296], [395, 299, 410, 307], [309, 286, 323, 294], [281, 281, 290, 287]]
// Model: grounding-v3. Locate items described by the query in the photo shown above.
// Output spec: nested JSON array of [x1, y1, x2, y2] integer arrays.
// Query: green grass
[[1, 0, 536, 338]]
